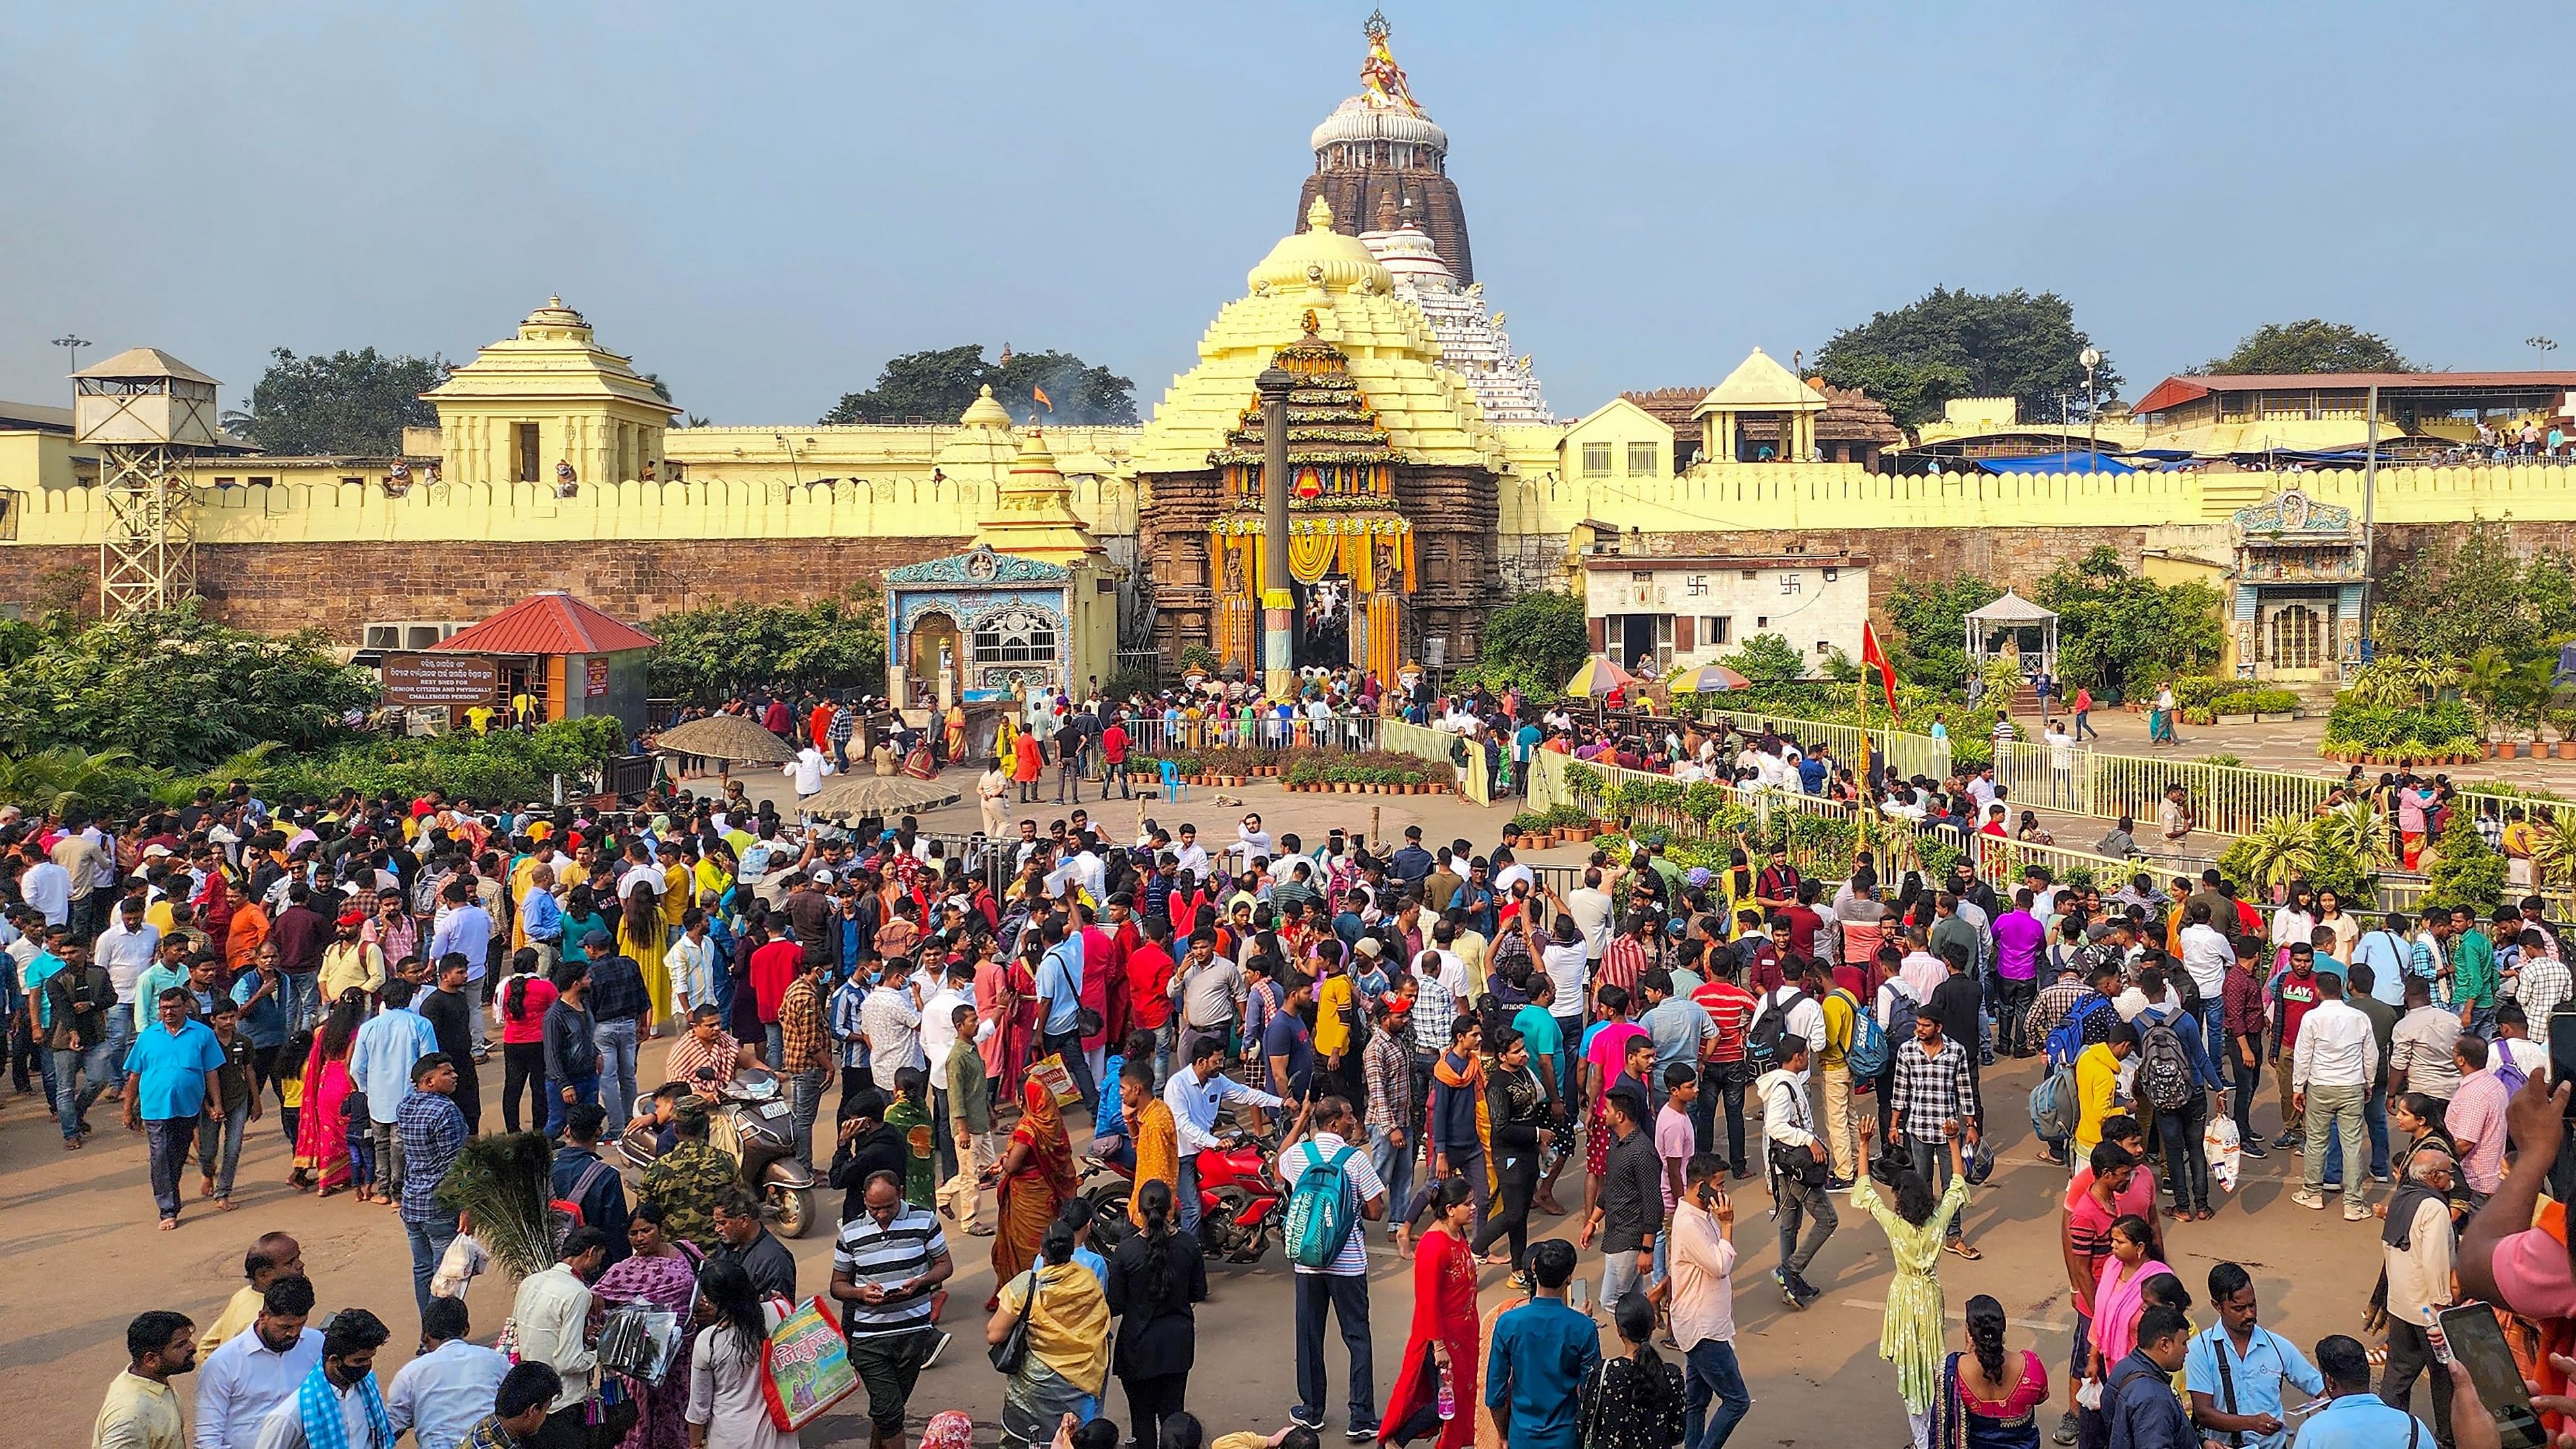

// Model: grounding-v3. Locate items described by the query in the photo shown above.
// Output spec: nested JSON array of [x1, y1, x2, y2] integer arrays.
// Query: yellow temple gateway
[[3, 10, 2575, 689]]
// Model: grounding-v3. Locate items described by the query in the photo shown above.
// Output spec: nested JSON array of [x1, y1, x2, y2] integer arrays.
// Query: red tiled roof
[[2135, 370, 2576, 417], [432, 591, 659, 656]]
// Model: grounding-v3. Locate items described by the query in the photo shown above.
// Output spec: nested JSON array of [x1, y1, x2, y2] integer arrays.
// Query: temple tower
[[1297, 8, 1474, 285]]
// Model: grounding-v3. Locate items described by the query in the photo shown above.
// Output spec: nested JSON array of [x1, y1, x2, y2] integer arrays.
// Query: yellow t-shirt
[[1818, 988, 1857, 1067], [1314, 975, 1356, 1057], [2075, 1041, 2123, 1152]]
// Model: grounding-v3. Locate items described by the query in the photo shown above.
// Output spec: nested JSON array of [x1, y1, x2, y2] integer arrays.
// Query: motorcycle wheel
[[1086, 1185, 1133, 1244], [1209, 1185, 1260, 1262], [769, 1185, 815, 1240]]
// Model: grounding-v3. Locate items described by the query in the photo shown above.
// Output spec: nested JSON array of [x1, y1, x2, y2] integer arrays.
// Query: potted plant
[[2551, 708, 2576, 760]]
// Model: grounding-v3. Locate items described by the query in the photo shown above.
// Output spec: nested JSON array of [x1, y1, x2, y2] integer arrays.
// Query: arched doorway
[[907, 611, 961, 706]]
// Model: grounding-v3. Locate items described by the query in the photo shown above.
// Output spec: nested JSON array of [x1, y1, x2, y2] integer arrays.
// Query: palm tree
[[2463, 646, 2517, 740], [0, 747, 144, 816], [2229, 814, 2321, 896]]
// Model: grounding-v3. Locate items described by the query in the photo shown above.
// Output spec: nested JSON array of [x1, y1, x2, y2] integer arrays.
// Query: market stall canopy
[[797, 774, 963, 820], [1675, 663, 1751, 693], [1563, 654, 1637, 698], [650, 715, 797, 764]]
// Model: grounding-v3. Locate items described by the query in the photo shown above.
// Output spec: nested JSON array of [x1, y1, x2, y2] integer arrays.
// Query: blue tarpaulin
[[1977, 451, 2135, 474]]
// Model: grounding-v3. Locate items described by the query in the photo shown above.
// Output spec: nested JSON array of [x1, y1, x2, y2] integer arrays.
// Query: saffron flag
[[1032, 384, 1053, 412], [1861, 621, 1901, 722]]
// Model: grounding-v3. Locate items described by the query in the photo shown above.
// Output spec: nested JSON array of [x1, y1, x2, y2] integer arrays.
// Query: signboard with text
[[584, 658, 609, 697], [381, 653, 501, 726]]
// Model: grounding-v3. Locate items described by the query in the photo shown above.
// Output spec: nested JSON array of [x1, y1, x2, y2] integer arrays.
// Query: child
[[276, 1029, 313, 1186], [199, 1000, 259, 1209], [343, 1087, 378, 1203], [885, 1066, 938, 1210]]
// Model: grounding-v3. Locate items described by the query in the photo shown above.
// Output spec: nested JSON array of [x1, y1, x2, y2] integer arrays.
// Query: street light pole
[[1258, 366, 1296, 698], [2532, 335, 2560, 368], [52, 333, 90, 378], [2080, 346, 2102, 473]]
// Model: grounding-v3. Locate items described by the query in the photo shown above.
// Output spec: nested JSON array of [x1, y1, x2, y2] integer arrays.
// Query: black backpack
[[1749, 989, 1807, 1067]]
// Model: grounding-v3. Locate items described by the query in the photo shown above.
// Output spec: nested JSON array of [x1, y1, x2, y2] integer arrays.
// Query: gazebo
[[429, 590, 659, 737], [1965, 589, 2058, 681]]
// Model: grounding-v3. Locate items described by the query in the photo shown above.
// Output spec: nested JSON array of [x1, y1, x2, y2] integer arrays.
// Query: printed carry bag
[[1028, 1053, 1083, 1108], [759, 1295, 861, 1431]]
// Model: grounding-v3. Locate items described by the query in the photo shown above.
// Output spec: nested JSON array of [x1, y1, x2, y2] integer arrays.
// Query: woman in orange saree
[[988, 1075, 1078, 1306]]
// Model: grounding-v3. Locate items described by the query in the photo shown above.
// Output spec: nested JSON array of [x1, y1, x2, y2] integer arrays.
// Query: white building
[[1357, 199, 1552, 424], [1579, 552, 1872, 675]]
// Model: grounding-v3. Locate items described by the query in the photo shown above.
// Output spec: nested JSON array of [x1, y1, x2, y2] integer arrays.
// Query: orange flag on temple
[[1861, 621, 1901, 722], [1032, 384, 1053, 412]]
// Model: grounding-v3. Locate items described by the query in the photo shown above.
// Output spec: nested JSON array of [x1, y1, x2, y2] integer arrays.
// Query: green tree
[[1880, 574, 2000, 691], [2372, 517, 2544, 663], [0, 604, 372, 770], [2198, 320, 2411, 375], [1720, 632, 1809, 684], [645, 590, 887, 700], [2033, 546, 2226, 700], [2423, 810, 2507, 916], [241, 347, 451, 455], [1812, 287, 2117, 428], [820, 345, 1138, 426], [1467, 589, 1592, 697]]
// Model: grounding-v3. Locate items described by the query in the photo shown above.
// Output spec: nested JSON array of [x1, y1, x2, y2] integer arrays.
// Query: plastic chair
[[1159, 758, 1189, 799]]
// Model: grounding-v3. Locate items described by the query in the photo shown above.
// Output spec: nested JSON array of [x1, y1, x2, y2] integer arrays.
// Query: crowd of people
[[24, 691, 2576, 1449]]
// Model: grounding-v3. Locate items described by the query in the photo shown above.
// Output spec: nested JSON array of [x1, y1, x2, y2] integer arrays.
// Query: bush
[[2422, 810, 2507, 915], [250, 718, 627, 805], [2322, 696, 2480, 754]]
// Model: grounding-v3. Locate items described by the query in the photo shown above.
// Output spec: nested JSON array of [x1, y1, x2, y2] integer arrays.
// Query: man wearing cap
[[319, 910, 387, 1006], [640, 1097, 737, 1250]]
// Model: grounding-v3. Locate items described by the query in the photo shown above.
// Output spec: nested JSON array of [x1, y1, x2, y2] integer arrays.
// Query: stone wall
[[0, 537, 966, 642]]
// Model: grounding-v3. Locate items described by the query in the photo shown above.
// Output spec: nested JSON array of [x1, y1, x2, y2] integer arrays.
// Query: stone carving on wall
[[884, 544, 1071, 585]]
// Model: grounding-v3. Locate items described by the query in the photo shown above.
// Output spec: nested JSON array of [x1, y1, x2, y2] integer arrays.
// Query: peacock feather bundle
[[435, 1130, 558, 1278]]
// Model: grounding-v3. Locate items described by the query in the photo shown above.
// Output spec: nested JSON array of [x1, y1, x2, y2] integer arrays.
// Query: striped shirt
[[831, 1204, 951, 1337]]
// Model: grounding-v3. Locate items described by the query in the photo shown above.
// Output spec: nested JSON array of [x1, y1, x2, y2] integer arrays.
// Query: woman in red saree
[[989, 1076, 1078, 1305], [1383, 1178, 1483, 1448], [291, 996, 365, 1195]]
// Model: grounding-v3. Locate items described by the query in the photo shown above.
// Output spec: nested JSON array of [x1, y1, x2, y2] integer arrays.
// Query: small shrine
[[883, 389, 1117, 707], [2230, 487, 2366, 681], [1207, 314, 1418, 679]]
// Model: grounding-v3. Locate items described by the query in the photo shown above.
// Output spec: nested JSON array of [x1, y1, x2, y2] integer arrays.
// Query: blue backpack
[[2046, 994, 2107, 1069], [1844, 988, 1891, 1079], [1284, 1144, 1361, 1270]]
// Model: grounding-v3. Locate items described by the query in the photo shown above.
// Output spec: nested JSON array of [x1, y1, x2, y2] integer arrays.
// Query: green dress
[[1851, 1173, 1972, 1415], [885, 1096, 938, 1207]]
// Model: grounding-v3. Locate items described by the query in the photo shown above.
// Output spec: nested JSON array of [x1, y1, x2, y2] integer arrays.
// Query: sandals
[[1945, 1241, 1984, 1261]]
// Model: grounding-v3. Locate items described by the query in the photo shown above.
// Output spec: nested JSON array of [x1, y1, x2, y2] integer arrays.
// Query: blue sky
[[5, 1, 2570, 426]]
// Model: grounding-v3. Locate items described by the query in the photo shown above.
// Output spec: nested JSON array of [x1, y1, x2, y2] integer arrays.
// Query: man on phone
[[1667, 1152, 1749, 1449]]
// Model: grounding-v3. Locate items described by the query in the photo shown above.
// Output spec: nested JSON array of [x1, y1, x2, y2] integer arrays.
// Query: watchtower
[[74, 347, 222, 616]]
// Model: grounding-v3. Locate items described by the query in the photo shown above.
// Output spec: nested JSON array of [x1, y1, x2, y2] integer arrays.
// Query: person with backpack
[[1872, 953, 1924, 1149], [2131, 967, 2226, 1221], [2073, 1020, 2136, 1163], [1275, 1094, 1387, 1440], [1759, 1033, 1836, 1309]]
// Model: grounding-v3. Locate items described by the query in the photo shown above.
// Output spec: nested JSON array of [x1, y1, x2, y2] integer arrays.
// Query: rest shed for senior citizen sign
[[381, 652, 501, 724]]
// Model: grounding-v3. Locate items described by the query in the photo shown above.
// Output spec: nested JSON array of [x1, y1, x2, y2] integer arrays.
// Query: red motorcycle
[[1082, 1132, 1282, 1264]]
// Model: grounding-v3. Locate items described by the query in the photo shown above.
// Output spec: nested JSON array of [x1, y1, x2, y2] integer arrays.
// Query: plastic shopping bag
[[1028, 1053, 1082, 1108], [430, 1232, 490, 1300], [2206, 1115, 2242, 1193]]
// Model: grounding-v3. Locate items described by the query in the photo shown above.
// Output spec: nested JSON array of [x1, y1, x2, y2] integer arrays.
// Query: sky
[[5, 1, 2572, 426]]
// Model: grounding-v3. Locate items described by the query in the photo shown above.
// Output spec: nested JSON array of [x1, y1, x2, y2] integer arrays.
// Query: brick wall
[[0, 538, 966, 640]]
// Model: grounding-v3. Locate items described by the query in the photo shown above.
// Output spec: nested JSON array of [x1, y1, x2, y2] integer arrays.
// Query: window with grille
[[1581, 442, 1612, 476], [973, 609, 1059, 664], [1626, 442, 1657, 476]]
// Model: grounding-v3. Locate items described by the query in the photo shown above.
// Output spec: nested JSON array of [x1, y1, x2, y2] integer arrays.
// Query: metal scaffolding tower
[[72, 347, 223, 617]]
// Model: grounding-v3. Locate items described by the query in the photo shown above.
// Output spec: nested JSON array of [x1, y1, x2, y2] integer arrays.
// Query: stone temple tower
[[1297, 7, 1473, 285]]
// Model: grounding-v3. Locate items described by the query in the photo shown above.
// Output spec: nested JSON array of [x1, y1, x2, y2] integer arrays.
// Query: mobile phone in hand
[[2438, 1302, 2548, 1449], [2550, 1012, 2576, 1110]]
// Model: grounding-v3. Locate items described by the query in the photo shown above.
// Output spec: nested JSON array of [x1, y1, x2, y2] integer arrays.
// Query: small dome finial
[[1306, 196, 1335, 233], [548, 295, 563, 308]]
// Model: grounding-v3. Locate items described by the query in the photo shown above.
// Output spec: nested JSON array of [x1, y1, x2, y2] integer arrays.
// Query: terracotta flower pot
[[2559, 741, 2576, 759]]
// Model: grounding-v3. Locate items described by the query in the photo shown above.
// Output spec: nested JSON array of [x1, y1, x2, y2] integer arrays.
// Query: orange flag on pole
[[1861, 621, 1901, 722], [1032, 384, 1053, 412]]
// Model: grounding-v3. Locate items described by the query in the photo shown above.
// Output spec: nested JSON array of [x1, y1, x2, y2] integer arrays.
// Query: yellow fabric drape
[[1289, 525, 1339, 583]]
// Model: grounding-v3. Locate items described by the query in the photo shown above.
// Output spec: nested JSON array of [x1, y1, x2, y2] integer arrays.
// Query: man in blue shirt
[[2293, 1335, 2428, 1449], [1486, 1238, 1601, 1449], [2107, 1307, 2197, 1449], [2184, 1263, 2324, 1449], [397, 1053, 469, 1322], [351, 979, 442, 1205], [122, 986, 226, 1230], [1034, 915, 1094, 1116]]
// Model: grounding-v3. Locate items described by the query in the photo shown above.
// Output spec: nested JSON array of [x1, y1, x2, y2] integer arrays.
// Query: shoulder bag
[[989, 1266, 1042, 1374]]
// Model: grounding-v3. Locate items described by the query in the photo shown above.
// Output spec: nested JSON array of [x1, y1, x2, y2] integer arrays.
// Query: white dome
[[1357, 221, 1454, 289], [1310, 95, 1448, 154]]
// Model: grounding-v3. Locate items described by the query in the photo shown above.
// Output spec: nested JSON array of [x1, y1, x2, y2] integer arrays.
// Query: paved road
[[0, 1042, 2391, 1448]]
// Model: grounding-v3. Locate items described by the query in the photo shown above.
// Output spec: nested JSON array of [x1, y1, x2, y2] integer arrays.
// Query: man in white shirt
[[1667, 1152, 1749, 1443], [506, 1228, 610, 1431], [248, 1305, 392, 1449], [1566, 870, 1617, 965], [782, 743, 833, 801], [1274, 1096, 1387, 1436], [1171, 826, 1210, 881], [96, 898, 163, 1037], [18, 847, 70, 927], [860, 955, 927, 1094], [196, 1278, 322, 1449], [1233, 814, 1275, 870], [2177, 909, 2234, 1002], [383, 1296, 507, 1449], [1757, 1036, 1834, 1307], [2290, 973, 2379, 1220], [1165, 1031, 1287, 1237]]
